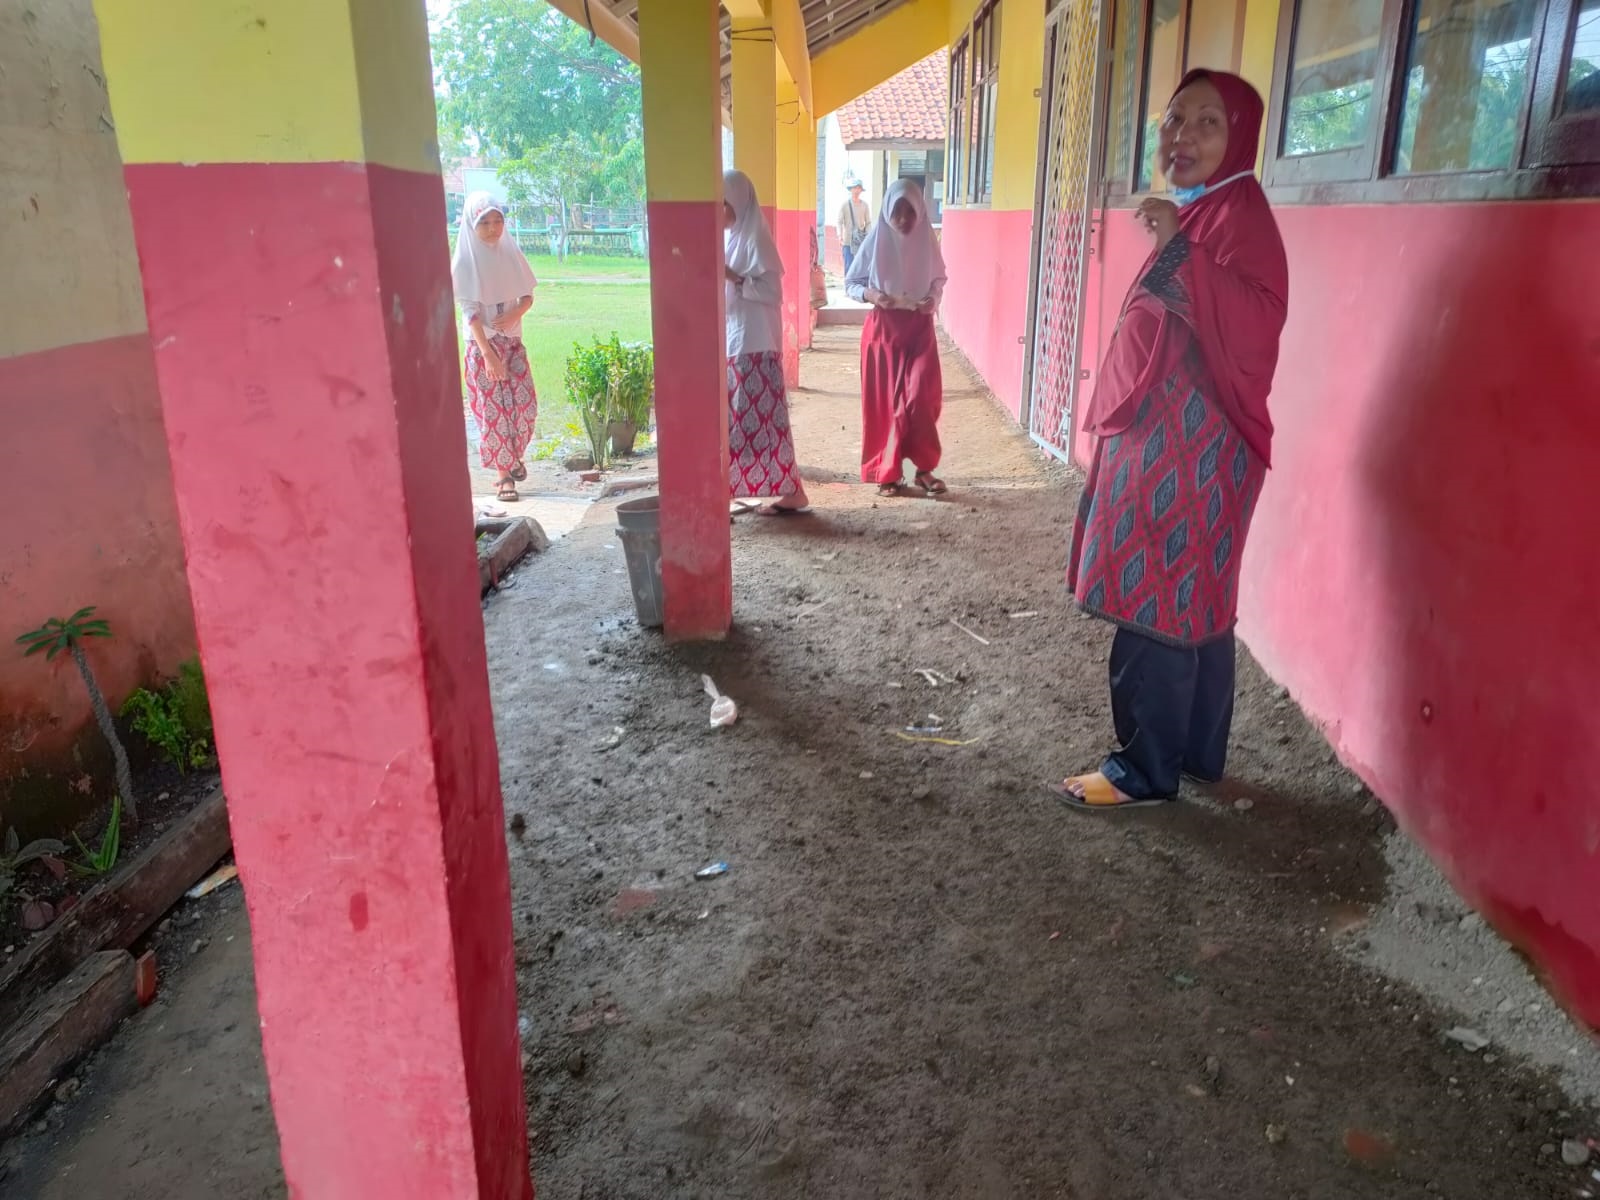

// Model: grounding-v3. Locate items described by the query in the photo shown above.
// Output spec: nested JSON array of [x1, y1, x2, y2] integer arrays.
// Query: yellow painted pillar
[[89, 1, 531, 1195], [730, 19, 779, 212], [776, 78, 818, 384], [639, 0, 733, 639]]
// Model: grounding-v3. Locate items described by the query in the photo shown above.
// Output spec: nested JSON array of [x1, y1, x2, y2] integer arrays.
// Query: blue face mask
[[1169, 170, 1255, 207]]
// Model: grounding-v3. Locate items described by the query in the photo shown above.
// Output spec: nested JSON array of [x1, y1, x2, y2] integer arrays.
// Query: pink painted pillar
[[640, 0, 733, 640], [92, 2, 532, 1195]]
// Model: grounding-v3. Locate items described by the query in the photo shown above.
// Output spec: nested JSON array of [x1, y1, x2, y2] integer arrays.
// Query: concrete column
[[90, 2, 532, 1196], [639, 0, 734, 639], [731, 17, 779, 223], [776, 79, 819, 387]]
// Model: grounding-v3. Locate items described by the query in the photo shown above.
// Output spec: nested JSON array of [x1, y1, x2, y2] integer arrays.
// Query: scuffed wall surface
[[0, 0, 195, 834], [0, 1, 148, 357]]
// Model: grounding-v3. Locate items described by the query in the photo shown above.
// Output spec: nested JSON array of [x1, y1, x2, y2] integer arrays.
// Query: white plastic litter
[[703, 675, 738, 727]]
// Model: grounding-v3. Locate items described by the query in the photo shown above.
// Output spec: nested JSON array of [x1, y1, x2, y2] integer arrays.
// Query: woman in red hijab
[[1055, 70, 1288, 812]]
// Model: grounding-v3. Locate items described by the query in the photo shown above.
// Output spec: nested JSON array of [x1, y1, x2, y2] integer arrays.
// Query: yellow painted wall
[[946, 0, 1045, 213], [992, 1, 1044, 211]]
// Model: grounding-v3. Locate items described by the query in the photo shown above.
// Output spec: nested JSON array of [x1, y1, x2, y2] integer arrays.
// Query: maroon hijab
[[1084, 70, 1288, 466]]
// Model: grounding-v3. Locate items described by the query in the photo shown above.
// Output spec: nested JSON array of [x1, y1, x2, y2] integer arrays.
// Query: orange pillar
[[776, 79, 818, 388], [640, 0, 733, 639], [91, 3, 532, 1195]]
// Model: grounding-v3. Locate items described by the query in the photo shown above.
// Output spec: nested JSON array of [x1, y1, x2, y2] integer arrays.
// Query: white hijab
[[451, 191, 537, 309], [844, 179, 945, 306], [723, 169, 782, 281]]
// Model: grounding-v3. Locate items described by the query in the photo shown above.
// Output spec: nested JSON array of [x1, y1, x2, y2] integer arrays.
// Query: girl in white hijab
[[452, 191, 539, 502], [723, 169, 809, 514], [844, 180, 948, 496]]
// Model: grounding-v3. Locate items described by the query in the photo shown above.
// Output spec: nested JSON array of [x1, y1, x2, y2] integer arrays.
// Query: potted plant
[[606, 337, 654, 457], [564, 338, 615, 470]]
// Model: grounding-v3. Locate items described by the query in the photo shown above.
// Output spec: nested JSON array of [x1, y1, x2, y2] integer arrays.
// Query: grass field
[[454, 247, 652, 443], [522, 279, 653, 439], [523, 252, 649, 282]]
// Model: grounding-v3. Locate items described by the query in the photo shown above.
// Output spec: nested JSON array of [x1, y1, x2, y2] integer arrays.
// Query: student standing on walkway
[[724, 169, 810, 515], [1055, 71, 1288, 812], [453, 191, 539, 503], [845, 179, 948, 497]]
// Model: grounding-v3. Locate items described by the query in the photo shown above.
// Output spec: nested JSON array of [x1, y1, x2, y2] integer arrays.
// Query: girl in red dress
[[844, 180, 948, 498]]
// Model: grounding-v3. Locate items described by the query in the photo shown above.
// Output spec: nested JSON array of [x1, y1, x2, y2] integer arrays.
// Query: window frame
[[947, 35, 969, 206], [1261, 0, 1407, 187], [1261, 0, 1600, 202], [1527, 0, 1600, 166], [1099, 0, 1600, 207], [947, 0, 1002, 209]]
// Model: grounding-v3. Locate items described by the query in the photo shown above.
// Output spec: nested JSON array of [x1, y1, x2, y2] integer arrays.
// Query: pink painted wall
[[0, 336, 196, 833], [0, 0, 197, 833], [938, 207, 1034, 418], [1081, 201, 1600, 1026]]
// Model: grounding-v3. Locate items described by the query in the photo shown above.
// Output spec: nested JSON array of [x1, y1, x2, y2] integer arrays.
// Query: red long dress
[[859, 307, 942, 485]]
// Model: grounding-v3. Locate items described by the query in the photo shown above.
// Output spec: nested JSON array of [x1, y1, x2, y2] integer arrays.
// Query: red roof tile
[[835, 50, 947, 146]]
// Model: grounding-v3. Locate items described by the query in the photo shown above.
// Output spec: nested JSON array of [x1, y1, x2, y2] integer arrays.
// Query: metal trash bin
[[615, 496, 664, 628]]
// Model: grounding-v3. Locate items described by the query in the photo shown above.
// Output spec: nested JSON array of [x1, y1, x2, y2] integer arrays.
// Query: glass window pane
[[1138, 0, 1185, 190], [1565, 0, 1600, 112], [1282, 0, 1386, 157], [1395, 0, 1538, 173], [1105, 0, 1145, 185]]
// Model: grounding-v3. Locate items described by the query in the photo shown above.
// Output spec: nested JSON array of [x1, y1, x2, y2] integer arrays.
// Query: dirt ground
[[4, 327, 1596, 1199]]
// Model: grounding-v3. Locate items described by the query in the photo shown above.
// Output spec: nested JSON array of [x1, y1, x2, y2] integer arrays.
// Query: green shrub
[[122, 657, 213, 774]]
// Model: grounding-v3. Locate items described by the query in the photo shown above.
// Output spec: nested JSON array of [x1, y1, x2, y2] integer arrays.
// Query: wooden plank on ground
[[0, 788, 230, 1033], [0, 950, 135, 1134]]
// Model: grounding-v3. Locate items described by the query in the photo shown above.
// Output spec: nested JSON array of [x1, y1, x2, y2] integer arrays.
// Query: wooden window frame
[[942, 0, 1001, 209], [1261, 0, 1600, 203], [1262, 0, 1407, 187], [1527, 0, 1600, 166], [947, 35, 970, 208], [969, 0, 1003, 207], [1098, 0, 1600, 207]]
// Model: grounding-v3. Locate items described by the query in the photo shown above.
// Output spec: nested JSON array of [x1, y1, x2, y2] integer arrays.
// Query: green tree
[[432, 0, 644, 220]]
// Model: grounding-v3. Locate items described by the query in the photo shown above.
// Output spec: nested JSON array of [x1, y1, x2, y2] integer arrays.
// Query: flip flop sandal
[[757, 504, 813, 516], [876, 483, 902, 497], [508, 461, 528, 482], [496, 481, 520, 501], [1048, 774, 1172, 812], [915, 473, 948, 495]]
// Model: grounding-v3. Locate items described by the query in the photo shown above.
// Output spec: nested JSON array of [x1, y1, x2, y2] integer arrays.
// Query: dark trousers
[[842, 244, 855, 276], [1101, 628, 1236, 800]]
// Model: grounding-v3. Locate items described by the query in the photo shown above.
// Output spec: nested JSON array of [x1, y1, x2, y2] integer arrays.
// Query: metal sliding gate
[[1024, 0, 1104, 462]]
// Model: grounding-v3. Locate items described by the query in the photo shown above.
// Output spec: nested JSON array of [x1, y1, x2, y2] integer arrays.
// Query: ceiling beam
[[545, 0, 640, 63]]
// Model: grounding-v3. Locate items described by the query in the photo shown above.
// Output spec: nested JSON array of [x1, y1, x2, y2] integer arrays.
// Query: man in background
[[836, 176, 870, 277]]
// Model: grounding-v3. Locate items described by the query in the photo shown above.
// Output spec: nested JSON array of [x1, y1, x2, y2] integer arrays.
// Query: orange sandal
[[1048, 772, 1172, 812]]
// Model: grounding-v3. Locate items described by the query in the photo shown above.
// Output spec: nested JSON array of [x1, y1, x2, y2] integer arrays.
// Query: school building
[[0, 0, 1593, 1190]]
